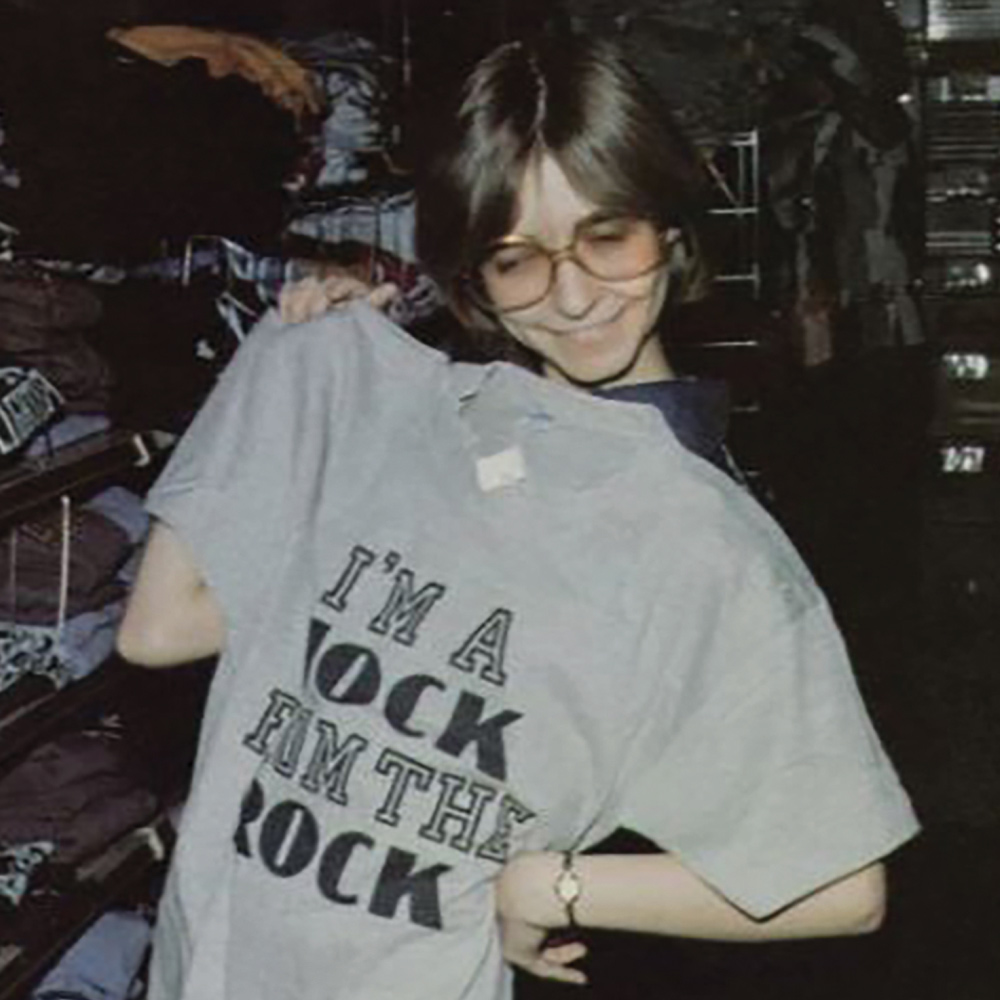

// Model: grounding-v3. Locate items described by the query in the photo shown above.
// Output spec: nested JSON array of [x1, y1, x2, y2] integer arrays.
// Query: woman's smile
[[497, 156, 674, 388]]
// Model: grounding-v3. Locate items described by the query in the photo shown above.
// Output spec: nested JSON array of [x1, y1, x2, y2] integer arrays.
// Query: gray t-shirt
[[144, 303, 919, 1000]]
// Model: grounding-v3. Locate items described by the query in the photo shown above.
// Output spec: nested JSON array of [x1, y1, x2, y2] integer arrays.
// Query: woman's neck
[[541, 335, 676, 390]]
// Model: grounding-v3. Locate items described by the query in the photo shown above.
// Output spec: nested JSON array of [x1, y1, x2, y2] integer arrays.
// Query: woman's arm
[[496, 851, 886, 983], [117, 521, 226, 667]]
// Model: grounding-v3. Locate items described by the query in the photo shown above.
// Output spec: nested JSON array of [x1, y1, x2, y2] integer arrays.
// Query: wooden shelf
[[0, 812, 174, 1000], [0, 658, 131, 771], [0, 429, 167, 528], [0, 426, 176, 997]]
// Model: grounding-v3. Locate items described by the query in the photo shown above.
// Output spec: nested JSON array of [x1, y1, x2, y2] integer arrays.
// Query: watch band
[[554, 850, 583, 929]]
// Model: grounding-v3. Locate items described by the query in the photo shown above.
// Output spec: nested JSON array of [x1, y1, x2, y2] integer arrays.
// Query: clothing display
[[0, 620, 70, 693], [0, 725, 159, 867], [0, 840, 53, 912], [0, 261, 103, 330], [0, 601, 127, 690], [23, 413, 110, 455], [553, 0, 923, 360], [281, 31, 393, 189], [0, 263, 113, 413], [0, 483, 148, 614], [143, 305, 918, 1000], [0, 507, 131, 623], [0, 6, 953, 999], [0, 363, 62, 458], [0, 9, 301, 263], [33, 908, 153, 1000], [287, 188, 419, 267], [0, 442, 150, 691]]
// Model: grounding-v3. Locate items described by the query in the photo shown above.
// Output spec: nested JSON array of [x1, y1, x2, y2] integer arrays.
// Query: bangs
[[541, 51, 707, 228]]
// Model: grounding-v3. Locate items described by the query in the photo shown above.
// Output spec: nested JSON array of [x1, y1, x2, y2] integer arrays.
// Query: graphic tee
[[144, 303, 919, 1000]]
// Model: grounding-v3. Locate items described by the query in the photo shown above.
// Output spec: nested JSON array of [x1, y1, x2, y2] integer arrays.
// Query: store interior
[[0, 2, 997, 998]]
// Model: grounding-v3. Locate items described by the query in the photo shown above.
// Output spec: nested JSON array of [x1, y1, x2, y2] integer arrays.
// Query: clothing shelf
[[0, 657, 129, 772], [0, 427, 176, 999], [0, 810, 174, 1000], [0, 429, 170, 530]]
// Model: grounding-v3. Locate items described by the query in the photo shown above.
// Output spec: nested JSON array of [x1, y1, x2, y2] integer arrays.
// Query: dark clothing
[[596, 377, 735, 475]]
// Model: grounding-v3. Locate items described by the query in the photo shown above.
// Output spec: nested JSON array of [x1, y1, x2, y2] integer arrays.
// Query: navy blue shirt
[[595, 378, 736, 477]]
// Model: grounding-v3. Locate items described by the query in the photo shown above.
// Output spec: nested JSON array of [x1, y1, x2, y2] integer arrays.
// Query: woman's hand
[[499, 916, 589, 986], [496, 852, 589, 986], [278, 273, 399, 324]]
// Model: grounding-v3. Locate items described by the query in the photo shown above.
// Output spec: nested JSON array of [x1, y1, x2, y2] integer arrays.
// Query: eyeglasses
[[470, 215, 668, 313]]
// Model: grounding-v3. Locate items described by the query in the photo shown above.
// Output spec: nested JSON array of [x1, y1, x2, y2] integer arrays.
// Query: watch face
[[556, 865, 582, 905]]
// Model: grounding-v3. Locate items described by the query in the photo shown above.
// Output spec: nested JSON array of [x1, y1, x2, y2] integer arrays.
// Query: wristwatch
[[553, 851, 582, 929]]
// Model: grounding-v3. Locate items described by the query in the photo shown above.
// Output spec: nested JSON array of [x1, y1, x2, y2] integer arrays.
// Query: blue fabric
[[595, 377, 732, 472], [33, 909, 152, 1000]]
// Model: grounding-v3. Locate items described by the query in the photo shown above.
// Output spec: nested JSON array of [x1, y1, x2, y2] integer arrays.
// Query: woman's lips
[[540, 311, 626, 336]]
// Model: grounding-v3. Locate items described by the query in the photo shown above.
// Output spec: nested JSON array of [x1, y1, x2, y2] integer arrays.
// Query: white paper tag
[[476, 446, 527, 492]]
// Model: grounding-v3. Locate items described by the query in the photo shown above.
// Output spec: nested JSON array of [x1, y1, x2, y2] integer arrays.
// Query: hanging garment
[[0, 9, 301, 262], [286, 188, 419, 263], [281, 31, 392, 190]]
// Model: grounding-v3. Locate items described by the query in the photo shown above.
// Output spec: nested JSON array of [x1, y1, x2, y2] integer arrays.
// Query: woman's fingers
[[279, 275, 331, 324], [540, 939, 588, 967], [534, 937, 589, 984], [523, 939, 589, 985], [498, 911, 589, 987], [279, 276, 400, 324], [367, 282, 400, 311]]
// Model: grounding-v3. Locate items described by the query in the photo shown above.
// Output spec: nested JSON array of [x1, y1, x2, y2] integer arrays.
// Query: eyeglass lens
[[478, 217, 663, 311]]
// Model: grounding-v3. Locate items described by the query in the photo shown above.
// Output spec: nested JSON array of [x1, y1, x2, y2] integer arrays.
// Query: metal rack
[[928, 0, 1000, 40], [913, 2, 1000, 616], [703, 130, 763, 301]]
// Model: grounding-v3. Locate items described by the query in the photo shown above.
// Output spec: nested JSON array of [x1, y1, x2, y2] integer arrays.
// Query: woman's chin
[[545, 350, 642, 388], [544, 332, 666, 389]]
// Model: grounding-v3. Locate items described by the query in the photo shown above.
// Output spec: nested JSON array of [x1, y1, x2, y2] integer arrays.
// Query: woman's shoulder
[[636, 447, 825, 630]]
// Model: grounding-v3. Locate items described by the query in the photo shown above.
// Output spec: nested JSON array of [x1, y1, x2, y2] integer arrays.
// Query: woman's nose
[[549, 256, 599, 318]]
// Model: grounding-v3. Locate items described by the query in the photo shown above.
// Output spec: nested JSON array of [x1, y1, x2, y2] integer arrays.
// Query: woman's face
[[491, 155, 676, 388]]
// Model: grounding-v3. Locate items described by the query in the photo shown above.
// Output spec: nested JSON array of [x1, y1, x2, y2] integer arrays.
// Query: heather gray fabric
[[144, 303, 918, 1000]]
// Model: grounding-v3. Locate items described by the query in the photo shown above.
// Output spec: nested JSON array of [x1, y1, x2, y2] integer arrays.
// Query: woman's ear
[[665, 228, 689, 282], [448, 291, 477, 331], [664, 226, 684, 249]]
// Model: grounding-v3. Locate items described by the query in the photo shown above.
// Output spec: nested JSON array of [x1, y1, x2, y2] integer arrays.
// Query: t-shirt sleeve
[[143, 310, 349, 635], [614, 546, 920, 919]]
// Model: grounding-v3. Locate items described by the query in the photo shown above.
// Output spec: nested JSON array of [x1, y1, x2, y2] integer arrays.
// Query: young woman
[[118, 32, 918, 1000]]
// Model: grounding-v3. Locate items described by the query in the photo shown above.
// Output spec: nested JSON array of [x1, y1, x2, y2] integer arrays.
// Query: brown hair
[[414, 32, 713, 362]]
